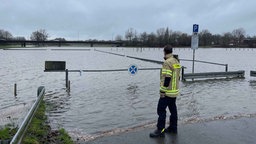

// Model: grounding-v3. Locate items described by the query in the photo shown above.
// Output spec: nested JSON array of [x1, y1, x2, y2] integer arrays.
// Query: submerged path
[[94, 49, 164, 64]]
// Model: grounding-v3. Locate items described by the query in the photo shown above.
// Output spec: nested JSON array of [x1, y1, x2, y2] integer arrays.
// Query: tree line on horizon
[[1, 27, 256, 47], [118, 27, 256, 47], [0, 29, 50, 41]]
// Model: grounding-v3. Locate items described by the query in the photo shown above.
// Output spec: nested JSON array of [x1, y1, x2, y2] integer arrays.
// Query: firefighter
[[150, 45, 181, 138]]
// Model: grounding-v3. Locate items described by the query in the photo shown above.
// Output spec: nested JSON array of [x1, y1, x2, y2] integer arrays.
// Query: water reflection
[[126, 83, 139, 95], [44, 89, 72, 129], [151, 134, 178, 144], [249, 80, 256, 87], [126, 83, 140, 110]]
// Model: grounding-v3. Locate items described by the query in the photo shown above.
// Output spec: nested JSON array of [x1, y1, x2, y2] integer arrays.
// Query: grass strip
[[22, 100, 74, 144]]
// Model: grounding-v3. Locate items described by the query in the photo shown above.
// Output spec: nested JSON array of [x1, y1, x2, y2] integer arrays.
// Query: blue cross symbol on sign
[[193, 24, 199, 33], [128, 65, 138, 75]]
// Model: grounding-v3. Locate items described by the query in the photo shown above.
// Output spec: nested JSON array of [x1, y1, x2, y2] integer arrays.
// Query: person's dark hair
[[163, 45, 173, 54]]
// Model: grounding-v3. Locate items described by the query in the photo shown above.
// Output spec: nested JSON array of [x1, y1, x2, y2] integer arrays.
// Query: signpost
[[191, 24, 199, 73]]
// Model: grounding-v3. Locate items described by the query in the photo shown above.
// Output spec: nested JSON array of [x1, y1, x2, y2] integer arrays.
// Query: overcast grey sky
[[1, 0, 256, 40]]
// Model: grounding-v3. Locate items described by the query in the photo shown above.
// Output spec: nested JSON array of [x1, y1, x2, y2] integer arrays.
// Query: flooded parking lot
[[1, 47, 256, 140]]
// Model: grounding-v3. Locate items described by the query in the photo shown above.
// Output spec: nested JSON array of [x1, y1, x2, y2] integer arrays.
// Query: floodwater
[[0, 47, 256, 141]]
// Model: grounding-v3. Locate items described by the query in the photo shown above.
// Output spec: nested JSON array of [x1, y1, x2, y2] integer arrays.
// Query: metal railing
[[10, 86, 45, 144], [45, 68, 161, 91], [94, 49, 164, 64], [180, 59, 228, 72], [94, 49, 232, 81], [94, 49, 228, 71], [182, 70, 245, 80]]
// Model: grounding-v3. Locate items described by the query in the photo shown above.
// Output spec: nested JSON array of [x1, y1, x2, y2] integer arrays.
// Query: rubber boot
[[165, 127, 177, 134], [149, 129, 165, 138]]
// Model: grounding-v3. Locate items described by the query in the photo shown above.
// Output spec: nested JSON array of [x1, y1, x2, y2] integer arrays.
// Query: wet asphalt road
[[84, 117, 256, 144]]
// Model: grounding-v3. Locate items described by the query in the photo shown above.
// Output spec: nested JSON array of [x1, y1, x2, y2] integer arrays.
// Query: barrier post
[[181, 66, 185, 81], [66, 69, 69, 88], [225, 64, 228, 72], [68, 80, 71, 92], [14, 83, 17, 96]]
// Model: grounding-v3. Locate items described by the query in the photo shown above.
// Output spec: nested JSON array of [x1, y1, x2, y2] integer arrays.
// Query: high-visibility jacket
[[160, 54, 181, 97]]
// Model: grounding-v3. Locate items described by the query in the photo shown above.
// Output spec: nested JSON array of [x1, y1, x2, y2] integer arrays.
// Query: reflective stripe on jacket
[[160, 54, 181, 97]]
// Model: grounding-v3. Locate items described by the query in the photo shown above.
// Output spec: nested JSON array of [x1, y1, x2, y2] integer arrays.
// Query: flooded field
[[0, 47, 256, 141]]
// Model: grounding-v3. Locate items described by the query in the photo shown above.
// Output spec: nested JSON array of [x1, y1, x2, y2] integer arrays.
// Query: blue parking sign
[[193, 24, 199, 33]]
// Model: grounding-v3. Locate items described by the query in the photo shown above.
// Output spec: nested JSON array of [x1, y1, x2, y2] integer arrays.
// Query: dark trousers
[[157, 97, 177, 130]]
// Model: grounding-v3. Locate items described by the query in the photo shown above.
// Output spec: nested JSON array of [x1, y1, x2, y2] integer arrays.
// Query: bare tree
[[115, 35, 123, 41], [147, 32, 157, 47], [132, 29, 138, 43], [139, 32, 148, 45], [0, 29, 13, 40], [125, 28, 134, 42], [156, 28, 165, 46], [222, 32, 233, 46], [199, 29, 212, 46], [232, 28, 246, 46], [164, 28, 170, 44], [170, 31, 182, 46], [179, 33, 190, 46], [30, 29, 49, 41]]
